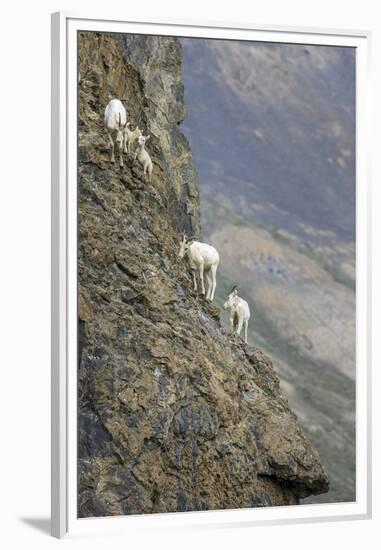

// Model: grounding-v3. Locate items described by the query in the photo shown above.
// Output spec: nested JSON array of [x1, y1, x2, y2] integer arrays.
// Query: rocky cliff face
[[77, 31, 328, 517]]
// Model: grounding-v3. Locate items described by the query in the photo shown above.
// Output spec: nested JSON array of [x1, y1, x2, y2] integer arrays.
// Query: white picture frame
[[51, 11, 372, 539]]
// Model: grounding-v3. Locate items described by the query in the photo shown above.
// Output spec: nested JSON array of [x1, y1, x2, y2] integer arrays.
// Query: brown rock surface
[[78, 31, 329, 518]]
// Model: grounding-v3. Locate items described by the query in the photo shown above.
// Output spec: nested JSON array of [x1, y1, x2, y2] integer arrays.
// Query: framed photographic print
[[51, 12, 372, 538]]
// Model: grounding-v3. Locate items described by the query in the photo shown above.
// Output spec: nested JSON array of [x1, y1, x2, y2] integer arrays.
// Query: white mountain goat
[[223, 286, 250, 343], [125, 125, 142, 156], [178, 235, 220, 301], [104, 99, 130, 167], [135, 135, 153, 182]]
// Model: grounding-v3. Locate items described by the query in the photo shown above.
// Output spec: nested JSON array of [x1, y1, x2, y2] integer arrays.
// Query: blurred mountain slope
[[181, 37, 356, 503]]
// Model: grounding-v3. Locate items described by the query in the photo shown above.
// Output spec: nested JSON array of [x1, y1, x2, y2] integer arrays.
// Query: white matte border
[[51, 11, 372, 539]]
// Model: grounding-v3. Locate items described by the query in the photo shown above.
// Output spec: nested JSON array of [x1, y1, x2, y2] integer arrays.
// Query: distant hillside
[[180, 37, 356, 504], [181, 38, 356, 242]]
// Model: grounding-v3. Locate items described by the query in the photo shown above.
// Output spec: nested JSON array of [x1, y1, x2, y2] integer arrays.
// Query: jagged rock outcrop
[[77, 31, 329, 517]]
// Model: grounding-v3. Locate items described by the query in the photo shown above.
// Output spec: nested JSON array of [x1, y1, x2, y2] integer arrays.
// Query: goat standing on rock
[[104, 99, 130, 167], [223, 286, 251, 343], [179, 235, 219, 301], [125, 125, 142, 156], [135, 135, 153, 182]]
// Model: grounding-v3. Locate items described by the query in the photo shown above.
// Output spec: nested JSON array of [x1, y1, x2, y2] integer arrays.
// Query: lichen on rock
[[78, 31, 329, 517]]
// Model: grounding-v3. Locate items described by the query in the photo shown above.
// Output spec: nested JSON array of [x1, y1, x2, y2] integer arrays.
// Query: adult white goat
[[178, 235, 220, 301], [223, 286, 250, 343], [104, 99, 130, 167], [135, 135, 153, 182]]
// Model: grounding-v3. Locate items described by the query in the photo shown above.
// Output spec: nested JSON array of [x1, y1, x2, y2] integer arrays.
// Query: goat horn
[[186, 235, 197, 241], [118, 112, 121, 128], [230, 285, 237, 293]]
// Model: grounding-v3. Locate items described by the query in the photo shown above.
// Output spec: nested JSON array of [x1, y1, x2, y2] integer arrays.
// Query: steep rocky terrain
[[181, 38, 356, 503], [77, 31, 328, 517]]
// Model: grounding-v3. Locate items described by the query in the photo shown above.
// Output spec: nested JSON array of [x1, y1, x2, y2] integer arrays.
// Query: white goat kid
[[135, 135, 153, 182], [223, 286, 250, 343], [125, 125, 142, 156], [104, 99, 130, 167], [179, 235, 220, 301]]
